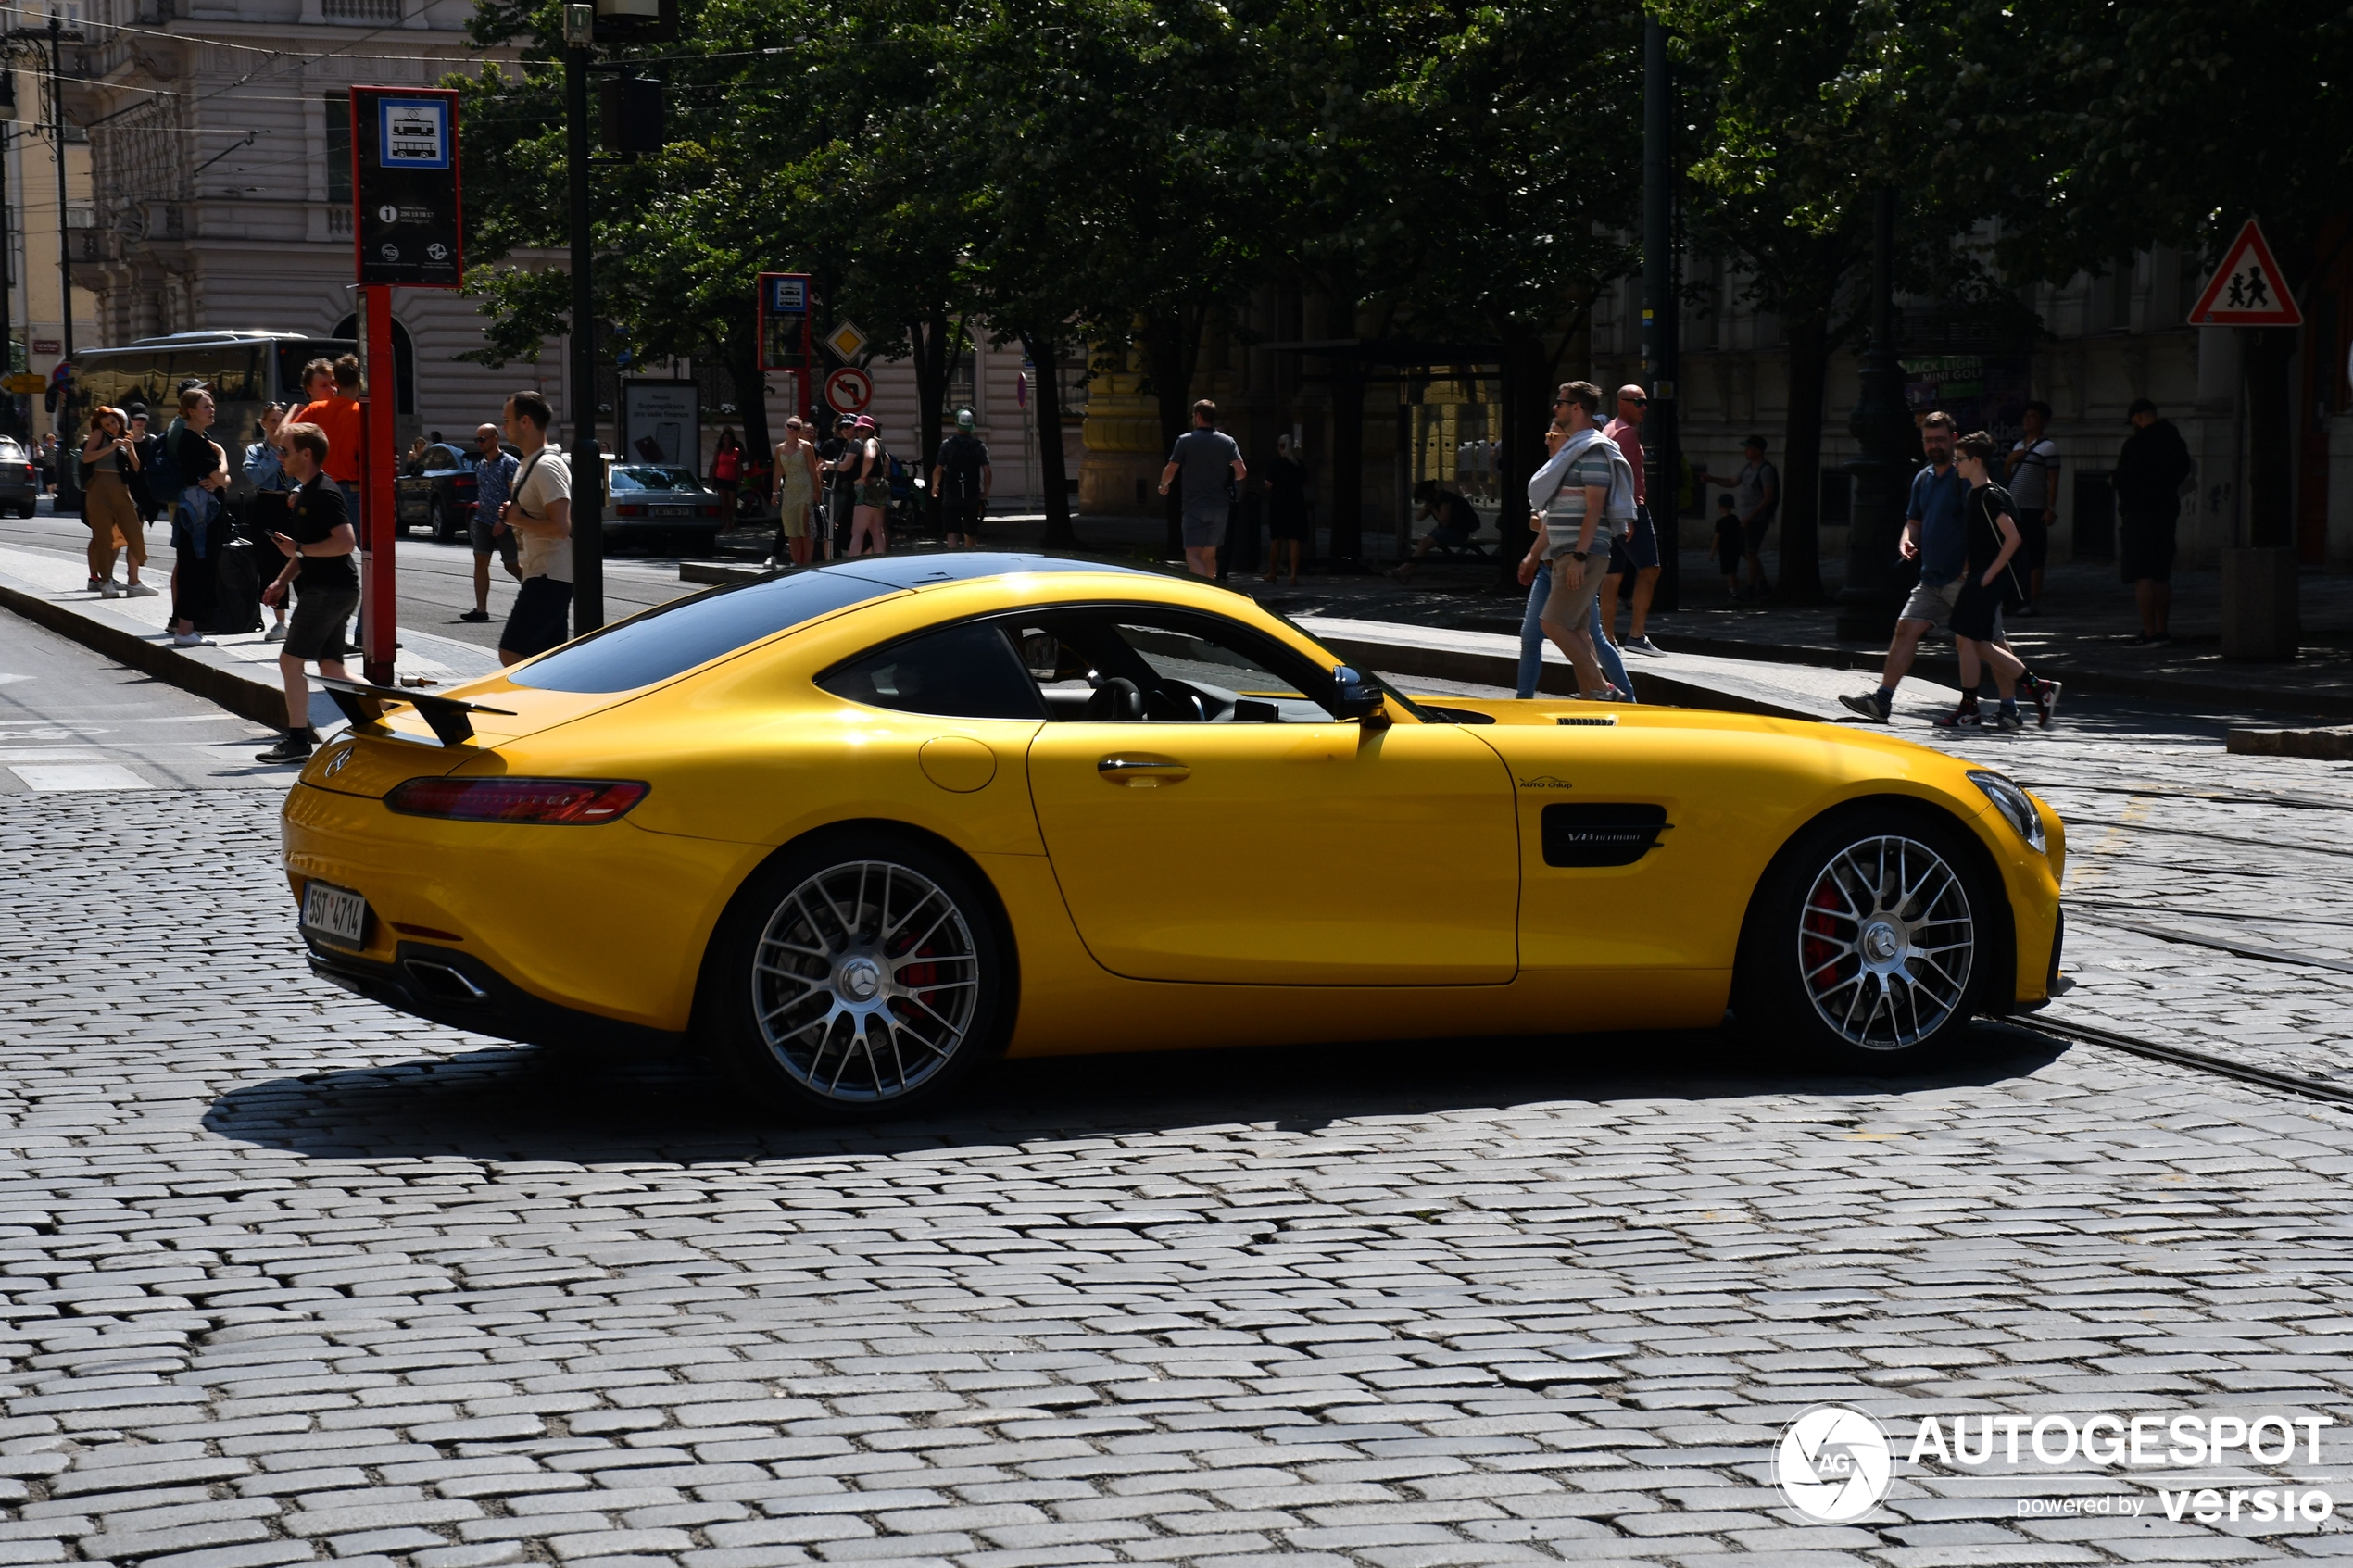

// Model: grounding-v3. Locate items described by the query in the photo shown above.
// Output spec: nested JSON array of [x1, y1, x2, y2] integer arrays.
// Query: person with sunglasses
[[1602, 384, 1665, 656]]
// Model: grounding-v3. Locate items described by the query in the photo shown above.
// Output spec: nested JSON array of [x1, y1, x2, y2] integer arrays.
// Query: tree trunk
[[906, 309, 953, 533], [1327, 363, 1364, 566], [1773, 308, 1831, 601], [728, 297, 774, 508], [1023, 329, 1076, 549], [1490, 322, 1552, 592], [1141, 306, 1206, 558]]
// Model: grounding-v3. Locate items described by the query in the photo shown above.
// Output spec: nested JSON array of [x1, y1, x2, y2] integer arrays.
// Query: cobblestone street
[[8, 672, 2353, 1567]]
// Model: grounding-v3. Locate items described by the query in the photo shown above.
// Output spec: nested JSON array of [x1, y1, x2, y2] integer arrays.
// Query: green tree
[[1951, 0, 2353, 551]]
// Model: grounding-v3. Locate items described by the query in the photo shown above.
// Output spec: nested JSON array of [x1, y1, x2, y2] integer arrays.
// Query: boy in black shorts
[[256, 422, 358, 764]]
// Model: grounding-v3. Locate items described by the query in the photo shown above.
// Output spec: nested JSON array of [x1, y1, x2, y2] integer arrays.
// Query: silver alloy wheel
[[750, 859, 980, 1100], [1796, 834, 1975, 1049]]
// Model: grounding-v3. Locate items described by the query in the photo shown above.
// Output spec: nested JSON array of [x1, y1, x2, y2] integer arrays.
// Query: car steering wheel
[[1082, 677, 1143, 721]]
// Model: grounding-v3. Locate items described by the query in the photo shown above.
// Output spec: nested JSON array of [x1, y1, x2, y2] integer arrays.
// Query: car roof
[[813, 553, 1152, 591]]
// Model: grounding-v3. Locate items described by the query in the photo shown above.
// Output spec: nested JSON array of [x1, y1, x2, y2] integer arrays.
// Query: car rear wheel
[[429, 499, 453, 542], [711, 831, 1007, 1120], [1736, 805, 1993, 1069]]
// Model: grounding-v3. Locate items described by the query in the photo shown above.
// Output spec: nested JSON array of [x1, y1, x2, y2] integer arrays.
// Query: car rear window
[[507, 571, 899, 694]]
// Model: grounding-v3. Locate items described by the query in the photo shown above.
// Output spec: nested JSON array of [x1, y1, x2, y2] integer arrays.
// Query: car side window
[[818, 621, 1049, 721], [1024, 611, 1332, 724]]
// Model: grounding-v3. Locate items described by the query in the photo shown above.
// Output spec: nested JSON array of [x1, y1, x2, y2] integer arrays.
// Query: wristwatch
[[1570, 549, 1592, 562]]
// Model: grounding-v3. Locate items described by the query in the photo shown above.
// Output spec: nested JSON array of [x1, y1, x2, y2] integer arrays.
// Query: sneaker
[[255, 734, 313, 764], [1992, 706, 2024, 733], [2132, 632, 2171, 646], [2015, 602, 2038, 617], [85, 575, 106, 593], [1622, 635, 1665, 658], [2032, 678, 2061, 729], [122, 582, 157, 597], [170, 631, 208, 648], [458, 608, 490, 622], [1930, 705, 1982, 729], [1838, 691, 1894, 723], [99, 581, 121, 598], [263, 621, 287, 643]]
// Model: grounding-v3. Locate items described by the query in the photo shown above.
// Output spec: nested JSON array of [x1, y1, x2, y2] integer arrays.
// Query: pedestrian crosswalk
[[6, 761, 154, 791]]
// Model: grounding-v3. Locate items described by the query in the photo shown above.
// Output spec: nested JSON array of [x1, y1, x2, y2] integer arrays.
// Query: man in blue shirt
[[1843, 411, 2057, 727], [1843, 413, 1970, 722], [462, 421, 522, 623]]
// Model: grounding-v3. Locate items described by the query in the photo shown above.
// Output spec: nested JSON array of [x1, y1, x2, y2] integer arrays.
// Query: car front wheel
[[711, 831, 1008, 1120], [1736, 805, 1994, 1069]]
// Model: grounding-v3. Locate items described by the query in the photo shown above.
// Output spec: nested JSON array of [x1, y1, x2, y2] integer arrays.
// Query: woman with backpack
[[1940, 431, 2031, 732], [79, 407, 153, 599], [846, 415, 888, 557]]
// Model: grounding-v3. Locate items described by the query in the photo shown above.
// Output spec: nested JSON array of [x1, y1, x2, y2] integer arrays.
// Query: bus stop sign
[[352, 86, 463, 289]]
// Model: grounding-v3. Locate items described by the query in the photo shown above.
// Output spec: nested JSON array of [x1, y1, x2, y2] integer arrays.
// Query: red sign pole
[[361, 284, 398, 686]]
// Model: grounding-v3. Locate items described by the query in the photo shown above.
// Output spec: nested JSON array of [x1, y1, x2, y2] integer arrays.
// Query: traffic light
[[597, 75, 665, 156]]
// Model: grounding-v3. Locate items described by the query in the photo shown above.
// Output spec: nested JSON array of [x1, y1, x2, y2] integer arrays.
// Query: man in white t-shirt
[[2004, 399, 2059, 613], [497, 390, 574, 665]]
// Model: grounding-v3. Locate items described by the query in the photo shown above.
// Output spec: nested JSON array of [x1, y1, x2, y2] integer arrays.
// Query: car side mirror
[[1331, 665, 1391, 729]]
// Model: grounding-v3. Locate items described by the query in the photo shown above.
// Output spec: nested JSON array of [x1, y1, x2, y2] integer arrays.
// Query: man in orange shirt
[[286, 354, 365, 514]]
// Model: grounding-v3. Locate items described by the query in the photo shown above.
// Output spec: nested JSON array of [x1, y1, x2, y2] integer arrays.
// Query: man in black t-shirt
[[817, 414, 858, 558], [256, 422, 359, 764], [932, 408, 992, 548]]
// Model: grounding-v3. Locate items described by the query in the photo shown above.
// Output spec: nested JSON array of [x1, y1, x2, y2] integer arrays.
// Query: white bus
[[55, 331, 353, 514]]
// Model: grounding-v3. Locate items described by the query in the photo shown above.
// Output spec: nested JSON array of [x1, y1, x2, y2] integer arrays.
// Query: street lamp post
[[1640, 17, 1679, 614], [47, 11, 69, 366], [1836, 187, 1911, 643], [564, 6, 605, 634]]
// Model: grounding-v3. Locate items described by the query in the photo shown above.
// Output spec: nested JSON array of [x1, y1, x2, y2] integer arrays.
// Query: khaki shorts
[[1899, 574, 1963, 626], [1538, 554, 1606, 635]]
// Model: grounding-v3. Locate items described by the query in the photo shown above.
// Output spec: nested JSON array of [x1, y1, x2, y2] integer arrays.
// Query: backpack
[[146, 432, 183, 499]]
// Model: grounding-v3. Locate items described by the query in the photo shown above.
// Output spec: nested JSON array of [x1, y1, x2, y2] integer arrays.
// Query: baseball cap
[[1743, 434, 1766, 451], [955, 408, 975, 431], [2127, 397, 2158, 419]]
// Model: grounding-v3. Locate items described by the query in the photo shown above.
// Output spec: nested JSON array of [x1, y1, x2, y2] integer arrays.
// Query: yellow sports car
[[282, 554, 2065, 1118]]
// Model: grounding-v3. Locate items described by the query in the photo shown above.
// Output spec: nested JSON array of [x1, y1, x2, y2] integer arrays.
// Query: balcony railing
[[321, 0, 402, 19], [327, 206, 351, 234]]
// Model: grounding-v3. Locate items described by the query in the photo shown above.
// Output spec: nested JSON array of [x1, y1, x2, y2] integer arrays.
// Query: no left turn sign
[[824, 367, 874, 415]]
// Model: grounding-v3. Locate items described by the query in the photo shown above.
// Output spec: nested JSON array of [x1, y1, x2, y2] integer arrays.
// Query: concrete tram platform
[[0, 544, 503, 736]]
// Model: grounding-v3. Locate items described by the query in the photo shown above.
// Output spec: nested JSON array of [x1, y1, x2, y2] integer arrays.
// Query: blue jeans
[[1517, 566, 1629, 698]]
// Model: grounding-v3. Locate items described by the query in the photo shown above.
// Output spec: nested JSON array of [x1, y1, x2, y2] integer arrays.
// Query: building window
[[946, 350, 975, 418], [324, 92, 350, 205]]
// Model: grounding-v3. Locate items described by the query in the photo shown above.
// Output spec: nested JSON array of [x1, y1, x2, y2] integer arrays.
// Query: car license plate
[[300, 880, 369, 947], [652, 508, 689, 520]]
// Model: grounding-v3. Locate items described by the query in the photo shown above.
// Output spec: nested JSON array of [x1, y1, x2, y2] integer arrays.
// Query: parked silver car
[[0, 438, 37, 518]]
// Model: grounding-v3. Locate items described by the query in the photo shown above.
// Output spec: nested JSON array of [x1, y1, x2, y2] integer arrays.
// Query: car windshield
[[610, 466, 698, 493], [424, 445, 465, 470]]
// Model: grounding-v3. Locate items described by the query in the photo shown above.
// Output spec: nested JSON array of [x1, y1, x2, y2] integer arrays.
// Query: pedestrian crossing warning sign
[[2187, 219, 2303, 327]]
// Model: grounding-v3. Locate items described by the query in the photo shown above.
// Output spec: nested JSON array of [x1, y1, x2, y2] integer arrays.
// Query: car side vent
[[1556, 715, 1617, 726], [1541, 803, 1669, 867]]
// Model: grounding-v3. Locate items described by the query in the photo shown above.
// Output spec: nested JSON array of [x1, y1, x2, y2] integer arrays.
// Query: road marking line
[[8, 763, 153, 791], [0, 748, 106, 762]]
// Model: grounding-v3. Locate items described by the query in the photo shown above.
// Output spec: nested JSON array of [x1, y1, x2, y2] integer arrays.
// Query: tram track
[[2015, 1014, 2353, 1110]]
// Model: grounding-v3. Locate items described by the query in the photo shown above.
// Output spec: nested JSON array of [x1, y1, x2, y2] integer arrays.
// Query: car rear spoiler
[[318, 677, 516, 748]]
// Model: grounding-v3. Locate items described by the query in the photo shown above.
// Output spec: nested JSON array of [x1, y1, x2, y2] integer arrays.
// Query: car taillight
[[456, 477, 475, 490], [698, 504, 719, 517], [384, 778, 648, 824], [19, 465, 30, 480], [616, 503, 647, 517]]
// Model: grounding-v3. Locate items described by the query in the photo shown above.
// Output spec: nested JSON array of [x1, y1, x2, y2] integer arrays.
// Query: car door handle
[[1097, 756, 1189, 785]]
